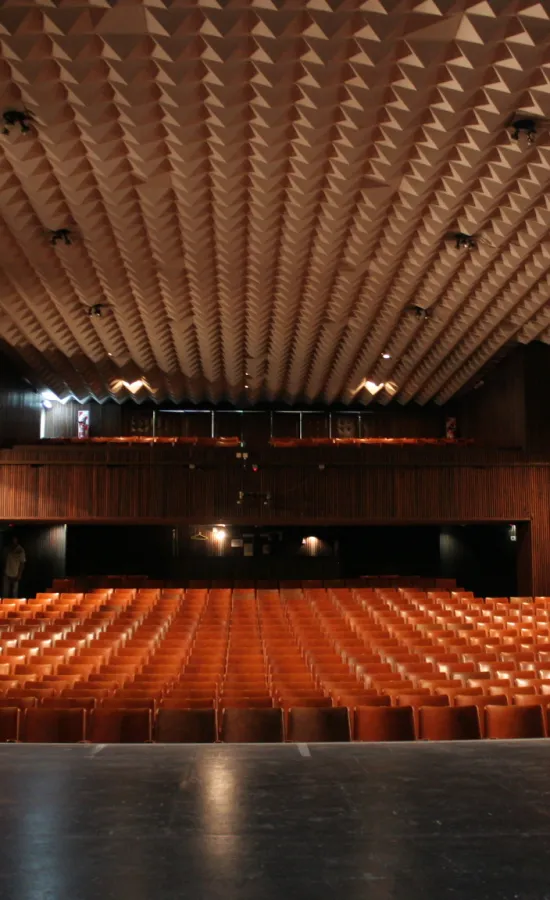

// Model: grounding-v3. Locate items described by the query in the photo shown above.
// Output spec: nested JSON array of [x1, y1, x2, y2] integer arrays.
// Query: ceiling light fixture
[[122, 379, 145, 393], [381, 352, 391, 360], [364, 380, 384, 396], [1, 109, 32, 135], [510, 117, 537, 144]]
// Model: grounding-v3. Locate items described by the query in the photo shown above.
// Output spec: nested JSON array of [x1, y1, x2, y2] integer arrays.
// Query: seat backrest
[[514, 694, 550, 707], [397, 694, 449, 708], [0, 696, 36, 710], [221, 708, 284, 743], [102, 698, 157, 711], [25, 708, 86, 743], [41, 697, 97, 711], [277, 697, 332, 708], [218, 697, 273, 708], [418, 706, 480, 741], [0, 707, 20, 742], [89, 709, 152, 743], [161, 697, 215, 709], [155, 708, 217, 743], [485, 705, 545, 739], [354, 706, 415, 742], [287, 707, 351, 742]]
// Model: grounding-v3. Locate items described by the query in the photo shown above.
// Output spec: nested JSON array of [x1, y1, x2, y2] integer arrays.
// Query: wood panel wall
[[456, 347, 526, 449], [0, 448, 548, 592], [0, 375, 41, 447]]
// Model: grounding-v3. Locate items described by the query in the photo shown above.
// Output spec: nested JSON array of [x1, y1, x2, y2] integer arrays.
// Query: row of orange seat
[[0, 703, 547, 743], [2, 585, 550, 725]]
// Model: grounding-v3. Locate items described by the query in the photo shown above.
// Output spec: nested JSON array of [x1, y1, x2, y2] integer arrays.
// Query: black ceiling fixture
[[1, 109, 32, 135], [49, 228, 73, 247], [87, 304, 109, 318], [510, 117, 537, 144], [450, 232, 477, 251], [407, 304, 432, 321]]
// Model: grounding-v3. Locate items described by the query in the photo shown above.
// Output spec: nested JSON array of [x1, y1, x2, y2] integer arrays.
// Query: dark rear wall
[[62, 524, 518, 597]]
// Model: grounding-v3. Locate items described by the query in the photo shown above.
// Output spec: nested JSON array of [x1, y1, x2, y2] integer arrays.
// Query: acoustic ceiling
[[1, 0, 550, 406]]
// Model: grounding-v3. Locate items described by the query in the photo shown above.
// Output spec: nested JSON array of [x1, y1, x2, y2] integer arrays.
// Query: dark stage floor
[[1, 742, 549, 899]]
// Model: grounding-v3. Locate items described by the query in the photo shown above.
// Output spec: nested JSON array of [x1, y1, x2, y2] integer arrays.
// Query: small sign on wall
[[77, 410, 90, 440], [445, 416, 457, 440], [231, 538, 243, 548]]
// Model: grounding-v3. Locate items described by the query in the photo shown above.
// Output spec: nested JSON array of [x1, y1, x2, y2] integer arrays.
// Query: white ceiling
[[1, 0, 550, 406]]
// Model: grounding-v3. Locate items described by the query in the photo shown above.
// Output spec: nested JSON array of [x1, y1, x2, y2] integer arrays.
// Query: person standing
[[2, 535, 26, 598]]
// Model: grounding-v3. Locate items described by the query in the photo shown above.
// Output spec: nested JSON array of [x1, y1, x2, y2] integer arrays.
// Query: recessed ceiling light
[[382, 352, 391, 359]]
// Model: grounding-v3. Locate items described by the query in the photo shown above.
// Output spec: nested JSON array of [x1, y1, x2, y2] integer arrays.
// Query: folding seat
[[153, 708, 216, 743], [102, 698, 157, 711], [286, 707, 350, 742], [57, 663, 96, 679], [42, 697, 97, 711], [276, 696, 332, 708], [24, 708, 86, 743], [218, 707, 283, 743], [219, 697, 273, 708], [0, 678, 22, 692], [162, 697, 215, 709], [396, 693, 449, 708], [113, 688, 162, 701], [418, 706, 480, 741], [417, 678, 458, 692], [354, 706, 415, 742], [0, 708, 20, 742], [468, 678, 509, 693], [7, 687, 55, 700], [335, 692, 381, 707], [0, 696, 36, 710], [513, 694, 550, 708], [87, 674, 125, 688], [88, 709, 152, 743], [485, 704, 545, 739], [15, 662, 54, 679], [62, 687, 111, 700]]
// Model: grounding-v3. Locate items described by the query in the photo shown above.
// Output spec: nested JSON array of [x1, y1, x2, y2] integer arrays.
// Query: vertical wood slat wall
[[0, 455, 549, 592]]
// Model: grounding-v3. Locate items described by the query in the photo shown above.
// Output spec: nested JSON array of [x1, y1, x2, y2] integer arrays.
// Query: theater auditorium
[[1, 1, 550, 897]]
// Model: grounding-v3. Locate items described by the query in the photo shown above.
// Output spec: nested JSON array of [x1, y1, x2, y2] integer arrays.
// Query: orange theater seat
[[485, 705, 545, 740], [24, 709, 86, 743], [221, 708, 284, 743], [41, 697, 97, 711], [88, 709, 152, 743], [287, 707, 351, 743], [354, 706, 415, 742], [418, 706, 480, 741], [155, 709, 217, 743], [0, 708, 20, 742]]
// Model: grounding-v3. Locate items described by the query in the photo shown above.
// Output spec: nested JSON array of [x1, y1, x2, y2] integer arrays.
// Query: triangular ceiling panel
[[0, 0, 550, 405]]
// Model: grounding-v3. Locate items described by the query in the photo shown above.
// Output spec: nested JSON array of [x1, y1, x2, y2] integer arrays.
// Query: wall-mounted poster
[[77, 410, 90, 440], [445, 417, 457, 440]]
